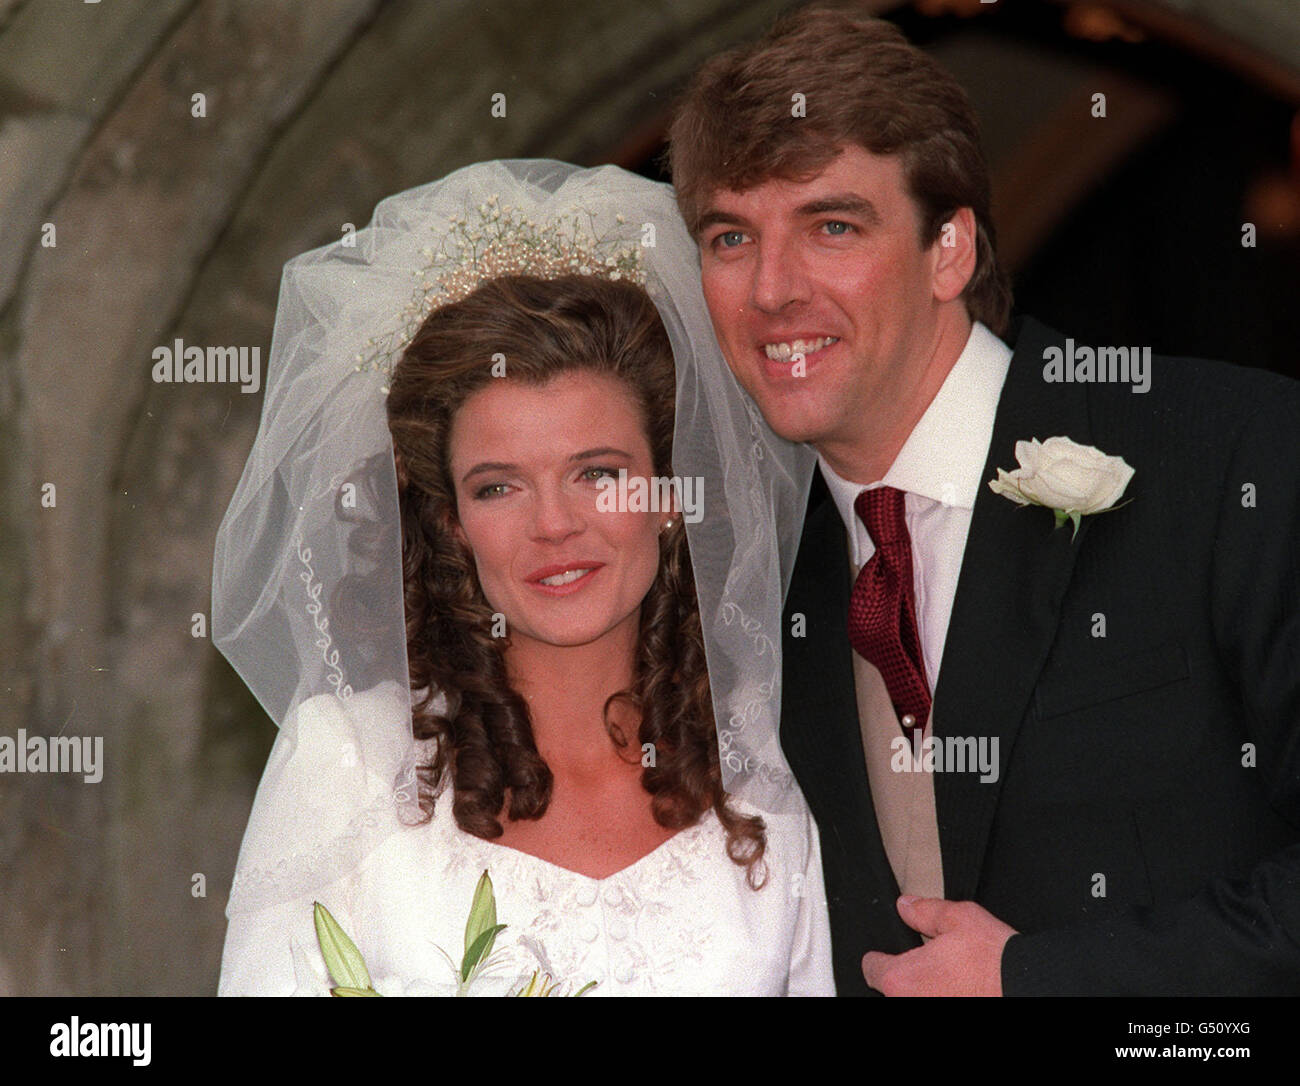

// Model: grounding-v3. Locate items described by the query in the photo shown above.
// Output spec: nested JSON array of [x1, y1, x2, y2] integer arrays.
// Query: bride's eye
[[473, 482, 511, 499], [579, 466, 618, 483]]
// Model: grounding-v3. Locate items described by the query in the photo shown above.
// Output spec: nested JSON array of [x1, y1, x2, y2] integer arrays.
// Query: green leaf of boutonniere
[[1052, 508, 1083, 540]]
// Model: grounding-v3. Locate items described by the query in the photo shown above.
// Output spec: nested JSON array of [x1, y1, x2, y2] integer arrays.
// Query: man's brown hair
[[667, 4, 1012, 333]]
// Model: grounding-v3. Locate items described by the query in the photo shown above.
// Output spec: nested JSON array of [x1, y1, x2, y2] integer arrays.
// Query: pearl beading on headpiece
[[353, 193, 646, 390]]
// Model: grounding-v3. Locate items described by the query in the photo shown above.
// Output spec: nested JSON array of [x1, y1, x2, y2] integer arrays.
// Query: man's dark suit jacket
[[781, 317, 1300, 995]]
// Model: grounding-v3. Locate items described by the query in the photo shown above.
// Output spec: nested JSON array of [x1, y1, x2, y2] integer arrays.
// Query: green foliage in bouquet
[[515, 971, 598, 997], [313, 870, 596, 997], [459, 869, 508, 993], [313, 901, 381, 997]]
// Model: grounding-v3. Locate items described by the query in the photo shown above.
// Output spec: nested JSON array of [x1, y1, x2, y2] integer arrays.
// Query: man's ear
[[930, 206, 977, 304]]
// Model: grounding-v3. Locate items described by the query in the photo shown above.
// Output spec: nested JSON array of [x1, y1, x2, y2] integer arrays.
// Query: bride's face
[[447, 370, 668, 652]]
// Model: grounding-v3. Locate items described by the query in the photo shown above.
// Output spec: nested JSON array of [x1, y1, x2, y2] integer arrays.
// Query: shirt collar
[[818, 321, 1012, 549]]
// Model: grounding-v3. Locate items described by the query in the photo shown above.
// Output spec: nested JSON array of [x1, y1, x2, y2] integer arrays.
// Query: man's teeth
[[763, 336, 839, 362], [539, 568, 593, 587]]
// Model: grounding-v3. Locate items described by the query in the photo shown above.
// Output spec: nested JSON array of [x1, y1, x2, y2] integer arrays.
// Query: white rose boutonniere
[[988, 436, 1134, 539]]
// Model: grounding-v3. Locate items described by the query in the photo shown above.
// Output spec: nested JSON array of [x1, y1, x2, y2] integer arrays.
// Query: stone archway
[[0, 0, 801, 997]]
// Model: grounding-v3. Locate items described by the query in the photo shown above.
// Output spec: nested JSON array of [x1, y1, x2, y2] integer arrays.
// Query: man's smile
[[762, 335, 840, 362]]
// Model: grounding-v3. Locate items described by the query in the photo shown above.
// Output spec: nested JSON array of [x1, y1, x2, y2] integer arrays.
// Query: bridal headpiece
[[357, 195, 646, 384], [212, 160, 813, 915]]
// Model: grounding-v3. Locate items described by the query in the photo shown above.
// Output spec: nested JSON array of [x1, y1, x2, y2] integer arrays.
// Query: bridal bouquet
[[311, 870, 596, 997]]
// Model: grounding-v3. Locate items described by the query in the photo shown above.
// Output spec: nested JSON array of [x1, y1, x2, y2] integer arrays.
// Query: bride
[[214, 160, 832, 996]]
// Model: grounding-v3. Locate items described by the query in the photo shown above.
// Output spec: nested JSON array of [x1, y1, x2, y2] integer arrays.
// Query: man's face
[[696, 144, 960, 467]]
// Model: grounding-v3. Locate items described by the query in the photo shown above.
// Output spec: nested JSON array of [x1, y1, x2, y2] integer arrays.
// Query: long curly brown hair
[[385, 274, 766, 886]]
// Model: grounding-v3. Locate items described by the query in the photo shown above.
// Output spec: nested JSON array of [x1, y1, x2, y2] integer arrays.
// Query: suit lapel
[[933, 318, 1095, 901]]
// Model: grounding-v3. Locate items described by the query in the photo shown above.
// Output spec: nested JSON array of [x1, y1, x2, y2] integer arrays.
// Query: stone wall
[[0, 0, 796, 997], [3, 0, 1296, 998]]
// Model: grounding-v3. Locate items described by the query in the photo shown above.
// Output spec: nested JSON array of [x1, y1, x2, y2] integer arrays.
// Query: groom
[[668, 6, 1300, 995]]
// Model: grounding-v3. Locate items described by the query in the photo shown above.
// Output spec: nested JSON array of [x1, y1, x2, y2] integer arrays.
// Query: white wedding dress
[[218, 683, 834, 996]]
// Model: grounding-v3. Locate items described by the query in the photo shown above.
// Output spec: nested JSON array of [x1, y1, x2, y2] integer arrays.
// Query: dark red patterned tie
[[847, 486, 931, 735]]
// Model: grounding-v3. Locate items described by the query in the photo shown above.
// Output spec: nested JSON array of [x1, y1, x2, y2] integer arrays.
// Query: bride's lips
[[525, 561, 605, 596]]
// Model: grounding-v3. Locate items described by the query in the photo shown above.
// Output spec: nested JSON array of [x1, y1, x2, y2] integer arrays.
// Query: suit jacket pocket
[[1034, 639, 1190, 720]]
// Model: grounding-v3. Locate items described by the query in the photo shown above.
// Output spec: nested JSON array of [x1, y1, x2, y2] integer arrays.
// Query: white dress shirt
[[818, 321, 1012, 693]]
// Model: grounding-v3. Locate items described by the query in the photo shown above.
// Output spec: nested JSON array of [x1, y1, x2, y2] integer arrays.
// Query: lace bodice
[[217, 686, 834, 997]]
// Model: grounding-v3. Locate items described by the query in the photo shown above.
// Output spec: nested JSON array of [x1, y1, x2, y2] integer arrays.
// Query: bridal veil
[[212, 159, 816, 913]]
